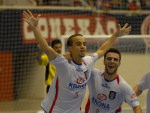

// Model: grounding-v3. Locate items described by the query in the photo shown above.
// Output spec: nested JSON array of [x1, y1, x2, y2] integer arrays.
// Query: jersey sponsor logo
[[101, 83, 110, 89], [68, 82, 86, 89], [97, 94, 107, 101], [109, 91, 117, 100], [76, 67, 83, 72], [131, 94, 136, 99], [92, 97, 110, 110]]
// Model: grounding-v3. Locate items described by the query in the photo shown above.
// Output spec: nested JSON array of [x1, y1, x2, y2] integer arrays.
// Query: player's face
[[69, 36, 86, 58], [104, 52, 120, 75], [53, 43, 62, 54]]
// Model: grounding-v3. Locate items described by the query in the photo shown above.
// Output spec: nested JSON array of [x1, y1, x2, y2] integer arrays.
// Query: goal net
[[0, 5, 150, 113]]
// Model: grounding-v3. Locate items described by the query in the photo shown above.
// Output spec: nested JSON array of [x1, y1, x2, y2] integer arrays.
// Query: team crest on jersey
[[109, 91, 117, 100], [76, 77, 85, 84]]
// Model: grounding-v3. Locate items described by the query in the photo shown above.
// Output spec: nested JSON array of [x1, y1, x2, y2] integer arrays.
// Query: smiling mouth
[[80, 50, 85, 53], [108, 65, 114, 68]]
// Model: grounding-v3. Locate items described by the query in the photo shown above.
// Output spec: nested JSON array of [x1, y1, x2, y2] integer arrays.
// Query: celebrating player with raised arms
[[23, 10, 131, 113]]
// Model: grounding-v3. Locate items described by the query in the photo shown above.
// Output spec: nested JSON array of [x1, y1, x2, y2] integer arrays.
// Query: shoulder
[[91, 68, 103, 77], [144, 71, 150, 79], [92, 68, 101, 73], [139, 71, 150, 83], [118, 76, 132, 90], [51, 55, 70, 69], [51, 54, 67, 63], [138, 71, 150, 89], [83, 53, 98, 61]]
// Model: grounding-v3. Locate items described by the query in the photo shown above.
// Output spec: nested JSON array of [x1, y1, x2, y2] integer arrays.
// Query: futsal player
[[86, 48, 142, 113], [133, 71, 150, 113], [23, 10, 131, 113]]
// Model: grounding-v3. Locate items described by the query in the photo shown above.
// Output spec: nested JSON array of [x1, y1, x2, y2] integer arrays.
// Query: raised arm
[[132, 105, 143, 113], [96, 23, 131, 58], [23, 10, 58, 61], [133, 84, 143, 96]]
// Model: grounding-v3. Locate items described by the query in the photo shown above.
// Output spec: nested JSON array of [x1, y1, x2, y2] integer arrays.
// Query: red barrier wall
[[0, 52, 13, 100]]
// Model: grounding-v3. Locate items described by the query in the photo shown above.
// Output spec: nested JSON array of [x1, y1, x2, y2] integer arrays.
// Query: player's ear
[[68, 46, 71, 52]]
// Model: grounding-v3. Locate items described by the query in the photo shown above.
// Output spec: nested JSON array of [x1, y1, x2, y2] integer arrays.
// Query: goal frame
[[61, 35, 150, 53]]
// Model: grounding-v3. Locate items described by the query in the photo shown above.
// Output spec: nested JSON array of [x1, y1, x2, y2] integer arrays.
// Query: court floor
[[0, 54, 148, 113], [0, 98, 146, 113]]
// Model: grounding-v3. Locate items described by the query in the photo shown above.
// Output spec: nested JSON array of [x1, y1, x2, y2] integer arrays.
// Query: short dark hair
[[51, 39, 62, 48], [104, 48, 121, 61], [67, 34, 83, 46]]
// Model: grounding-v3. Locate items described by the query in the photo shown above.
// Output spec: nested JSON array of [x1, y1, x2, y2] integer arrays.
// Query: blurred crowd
[[0, 0, 150, 10]]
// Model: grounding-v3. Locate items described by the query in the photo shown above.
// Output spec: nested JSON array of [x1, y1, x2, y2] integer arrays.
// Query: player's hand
[[23, 10, 41, 28], [115, 23, 131, 37]]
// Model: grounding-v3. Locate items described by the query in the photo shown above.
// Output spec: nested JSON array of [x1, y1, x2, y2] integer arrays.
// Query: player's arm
[[23, 10, 58, 61], [133, 84, 142, 96], [132, 105, 142, 113], [36, 44, 44, 64], [96, 23, 131, 58]]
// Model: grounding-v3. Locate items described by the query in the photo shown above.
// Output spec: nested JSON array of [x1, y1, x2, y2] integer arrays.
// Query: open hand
[[23, 10, 41, 28], [116, 23, 132, 37]]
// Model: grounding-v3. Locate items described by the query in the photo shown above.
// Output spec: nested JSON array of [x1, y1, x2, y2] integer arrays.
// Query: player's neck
[[104, 72, 118, 81], [72, 57, 82, 64]]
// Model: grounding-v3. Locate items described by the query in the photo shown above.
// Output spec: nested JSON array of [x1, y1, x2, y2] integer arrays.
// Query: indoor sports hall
[[0, 0, 149, 113]]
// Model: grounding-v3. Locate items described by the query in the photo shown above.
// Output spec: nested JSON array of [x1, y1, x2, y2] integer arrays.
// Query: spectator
[[141, 0, 150, 10], [87, 0, 112, 10], [111, 0, 123, 10], [42, 0, 85, 7], [133, 71, 150, 113], [127, 0, 141, 10], [42, 0, 59, 6], [2, 0, 38, 6]]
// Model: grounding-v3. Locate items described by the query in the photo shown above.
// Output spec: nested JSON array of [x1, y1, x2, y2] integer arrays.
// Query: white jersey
[[41, 53, 98, 113], [86, 68, 139, 113], [138, 71, 150, 113]]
